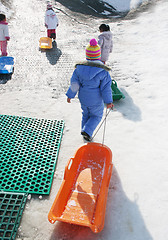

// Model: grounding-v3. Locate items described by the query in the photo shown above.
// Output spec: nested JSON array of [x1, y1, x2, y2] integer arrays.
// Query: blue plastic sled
[[0, 56, 14, 74]]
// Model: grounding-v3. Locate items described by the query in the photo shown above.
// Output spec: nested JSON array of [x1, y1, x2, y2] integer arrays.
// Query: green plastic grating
[[0, 192, 28, 240], [0, 115, 64, 195]]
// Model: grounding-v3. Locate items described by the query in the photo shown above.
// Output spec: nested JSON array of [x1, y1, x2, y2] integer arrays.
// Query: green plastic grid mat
[[0, 115, 64, 195], [0, 192, 28, 240]]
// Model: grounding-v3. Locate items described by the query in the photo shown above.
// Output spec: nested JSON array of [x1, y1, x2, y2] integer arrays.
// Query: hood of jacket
[[46, 9, 56, 17], [99, 31, 112, 41], [75, 60, 111, 71], [75, 60, 111, 82]]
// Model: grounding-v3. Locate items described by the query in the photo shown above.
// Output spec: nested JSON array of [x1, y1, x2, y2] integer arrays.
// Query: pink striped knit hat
[[86, 39, 101, 60]]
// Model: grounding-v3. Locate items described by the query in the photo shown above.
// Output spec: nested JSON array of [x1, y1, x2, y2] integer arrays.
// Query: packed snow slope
[[0, 0, 168, 240]]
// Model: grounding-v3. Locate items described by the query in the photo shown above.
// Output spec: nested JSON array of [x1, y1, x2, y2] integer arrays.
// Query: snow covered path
[[0, 0, 168, 239]]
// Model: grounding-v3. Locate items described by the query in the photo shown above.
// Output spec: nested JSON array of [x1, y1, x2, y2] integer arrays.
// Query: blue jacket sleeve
[[66, 69, 80, 99], [100, 72, 113, 103]]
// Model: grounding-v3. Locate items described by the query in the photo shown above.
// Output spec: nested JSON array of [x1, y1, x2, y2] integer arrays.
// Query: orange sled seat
[[48, 142, 113, 233]]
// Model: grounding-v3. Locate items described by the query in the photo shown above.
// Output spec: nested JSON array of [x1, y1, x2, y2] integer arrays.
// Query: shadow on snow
[[39, 41, 62, 65], [0, 73, 13, 84]]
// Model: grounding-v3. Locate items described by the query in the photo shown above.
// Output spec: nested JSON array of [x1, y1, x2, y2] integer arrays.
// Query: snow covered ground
[[0, 0, 168, 239]]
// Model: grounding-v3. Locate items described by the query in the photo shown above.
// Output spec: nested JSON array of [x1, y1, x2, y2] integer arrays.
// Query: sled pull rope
[[91, 108, 111, 142], [102, 108, 108, 145]]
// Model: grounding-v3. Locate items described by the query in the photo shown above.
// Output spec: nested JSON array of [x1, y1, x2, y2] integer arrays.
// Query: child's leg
[[50, 30, 56, 39], [81, 104, 89, 130], [0, 41, 2, 55], [47, 29, 56, 39], [82, 103, 104, 137], [0, 41, 7, 56], [47, 29, 51, 37], [1, 41, 8, 56]]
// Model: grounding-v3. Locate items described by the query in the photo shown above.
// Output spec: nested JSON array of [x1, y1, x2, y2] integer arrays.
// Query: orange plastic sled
[[48, 142, 113, 233], [39, 37, 52, 49]]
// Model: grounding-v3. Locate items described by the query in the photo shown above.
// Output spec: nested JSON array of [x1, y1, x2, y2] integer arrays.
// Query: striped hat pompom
[[86, 38, 101, 60]]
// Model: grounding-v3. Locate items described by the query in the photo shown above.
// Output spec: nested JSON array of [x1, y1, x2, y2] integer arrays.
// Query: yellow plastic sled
[[39, 37, 52, 49], [48, 142, 113, 233]]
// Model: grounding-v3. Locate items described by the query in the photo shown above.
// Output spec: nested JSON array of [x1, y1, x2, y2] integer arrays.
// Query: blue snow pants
[[81, 102, 104, 137]]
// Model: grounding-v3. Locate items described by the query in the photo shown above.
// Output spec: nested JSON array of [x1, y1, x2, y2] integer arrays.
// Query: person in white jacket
[[45, 4, 59, 40], [98, 24, 113, 64], [0, 14, 10, 56]]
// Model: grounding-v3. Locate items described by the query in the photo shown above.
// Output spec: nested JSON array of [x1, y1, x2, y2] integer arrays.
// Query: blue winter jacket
[[66, 61, 113, 107]]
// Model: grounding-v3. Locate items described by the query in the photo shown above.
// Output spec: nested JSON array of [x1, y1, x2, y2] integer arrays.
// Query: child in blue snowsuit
[[66, 39, 113, 141]]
